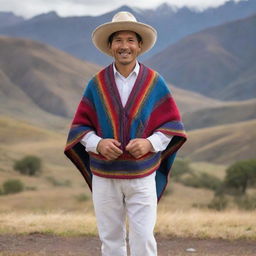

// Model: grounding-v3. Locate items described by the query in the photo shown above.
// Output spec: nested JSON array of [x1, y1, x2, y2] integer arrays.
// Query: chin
[[117, 58, 134, 65]]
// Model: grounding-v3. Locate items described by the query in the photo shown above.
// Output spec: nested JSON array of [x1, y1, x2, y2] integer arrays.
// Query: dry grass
[[156, 209, 256, 240], [0, 210, 255, 240], [181, 119, 256, 164]]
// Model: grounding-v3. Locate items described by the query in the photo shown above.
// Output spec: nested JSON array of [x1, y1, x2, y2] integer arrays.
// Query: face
[[108, 31, 142, 67]]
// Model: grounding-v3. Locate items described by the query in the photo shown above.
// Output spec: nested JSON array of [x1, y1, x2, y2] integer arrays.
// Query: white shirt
[[80, 61, 172, 153]]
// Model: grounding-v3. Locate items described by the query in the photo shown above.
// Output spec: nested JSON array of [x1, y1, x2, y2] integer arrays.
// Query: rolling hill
[[183, 99, 256, 130], [181, 119, 256, 164], [0, 36, 224, 125], [1, 0, 256, 65], [0, 36, 100, 122], [0, 36, 255, 170], [146, 13, 256, 101]]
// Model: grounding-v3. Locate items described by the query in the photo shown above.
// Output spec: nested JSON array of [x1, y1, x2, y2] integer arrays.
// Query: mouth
[[118, 51, 131, 58]]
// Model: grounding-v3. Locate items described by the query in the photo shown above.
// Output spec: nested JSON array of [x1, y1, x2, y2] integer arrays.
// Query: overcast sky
[[0, 0, 244, 18]]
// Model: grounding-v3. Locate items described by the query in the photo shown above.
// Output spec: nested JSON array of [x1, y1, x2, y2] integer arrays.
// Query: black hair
[[108, 31, 142, 45]]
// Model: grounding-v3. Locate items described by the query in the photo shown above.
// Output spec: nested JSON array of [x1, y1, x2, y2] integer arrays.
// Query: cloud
[[0, 0, 244, 18]]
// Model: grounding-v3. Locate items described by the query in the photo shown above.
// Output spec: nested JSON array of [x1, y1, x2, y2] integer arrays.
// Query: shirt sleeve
[[147, 132, 173, 152], [80, 131, 102, 154]]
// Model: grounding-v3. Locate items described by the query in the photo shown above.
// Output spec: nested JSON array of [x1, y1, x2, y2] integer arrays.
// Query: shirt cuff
[[147, 132, 173, 152], [80, 131, 102, 154]]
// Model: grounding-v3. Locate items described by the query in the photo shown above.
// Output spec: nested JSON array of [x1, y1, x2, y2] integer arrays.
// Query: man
[[64, 11, 187, 256]]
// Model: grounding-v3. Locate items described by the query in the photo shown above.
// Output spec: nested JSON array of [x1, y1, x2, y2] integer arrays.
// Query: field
[[0, 115, 255, 255], [0, 210, 255, 256]]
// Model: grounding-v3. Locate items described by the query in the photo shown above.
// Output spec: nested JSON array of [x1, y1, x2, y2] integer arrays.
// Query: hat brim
[[92, 21, 157, 56]]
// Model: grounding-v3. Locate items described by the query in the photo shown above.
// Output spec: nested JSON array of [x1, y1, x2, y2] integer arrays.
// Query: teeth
[[120, 52, 130, 56]]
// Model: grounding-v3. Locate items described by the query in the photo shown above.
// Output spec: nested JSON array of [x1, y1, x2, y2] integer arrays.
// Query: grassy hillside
[[183, 98, 256, 130], [170, 84, 222, 114], [0, 36, 101, 119], [146, 14, 256, 100], [0, 115, 225, 213], [1, 114, 255, 214], [181, 119, 256, 164]]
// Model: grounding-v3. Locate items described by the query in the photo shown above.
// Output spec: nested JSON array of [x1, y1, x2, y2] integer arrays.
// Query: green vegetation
[[224, 159, 256, 195], [207, 196, 229, 211], [2, 179, 24, 195], [181, 172, 222, 191], [14, 155, 42, 176], [234, 195, 256, 210], [46, 176, 72, 187], [171, 158, 192, 181], [75, 193, 89, 202]]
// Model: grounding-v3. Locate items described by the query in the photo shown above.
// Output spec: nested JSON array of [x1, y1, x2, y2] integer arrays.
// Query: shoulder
[[141, 63, 171, 93], [83, 64, 111, 94]]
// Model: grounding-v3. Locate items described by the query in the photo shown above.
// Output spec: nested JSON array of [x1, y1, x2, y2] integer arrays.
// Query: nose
[[120, 40, 129, 49]]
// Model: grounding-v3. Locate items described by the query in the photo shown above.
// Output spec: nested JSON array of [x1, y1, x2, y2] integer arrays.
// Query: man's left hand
[[125, 138, 154, 159]]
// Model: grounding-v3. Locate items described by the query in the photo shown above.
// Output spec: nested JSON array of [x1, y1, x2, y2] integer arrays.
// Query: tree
[[14, 155, 42, 176], [224, 159, 256, 195], [2, 179, 24, 194]]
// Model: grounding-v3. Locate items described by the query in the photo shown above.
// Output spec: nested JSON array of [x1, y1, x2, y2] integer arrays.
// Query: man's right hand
[[97, 139, 123, 160]]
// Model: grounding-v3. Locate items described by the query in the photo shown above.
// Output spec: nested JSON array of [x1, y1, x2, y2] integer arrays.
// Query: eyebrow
[[113, 36, 136, 40]]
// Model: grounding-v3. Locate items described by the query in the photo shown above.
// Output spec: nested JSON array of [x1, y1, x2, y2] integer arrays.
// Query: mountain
[[0, 36, 255, 167], [183, 99, 256, 130], [146, 13, 256, 101], [0, 36, 222, 128], [0, 36, 100, 123], [181, 119, 256, 164], [0, 0, 256, 65], [0, 12, 24, 28]]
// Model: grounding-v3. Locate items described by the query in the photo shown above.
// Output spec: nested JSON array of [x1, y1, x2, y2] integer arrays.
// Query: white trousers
[[92, 172, 158, 256]]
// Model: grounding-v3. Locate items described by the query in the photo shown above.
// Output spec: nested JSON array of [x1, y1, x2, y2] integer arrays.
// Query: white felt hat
[[92, 11, 157, 56]]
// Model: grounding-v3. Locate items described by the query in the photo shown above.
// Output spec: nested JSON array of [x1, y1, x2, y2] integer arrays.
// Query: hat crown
[[112, 11, 137, 23]]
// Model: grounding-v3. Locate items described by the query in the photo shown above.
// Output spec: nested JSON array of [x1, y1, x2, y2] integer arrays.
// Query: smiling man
[[64, 11, 187, 256]]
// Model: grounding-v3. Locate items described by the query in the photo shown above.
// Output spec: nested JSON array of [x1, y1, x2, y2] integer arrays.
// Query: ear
[[138, 41, 142, 53], [108, 43, 113, 55]]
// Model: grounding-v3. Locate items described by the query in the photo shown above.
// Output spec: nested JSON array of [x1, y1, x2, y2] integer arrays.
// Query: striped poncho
[[64, 63, 187, 200]]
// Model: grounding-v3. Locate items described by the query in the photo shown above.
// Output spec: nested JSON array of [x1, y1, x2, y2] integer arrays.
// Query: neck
[[114, 61, 137, 78]]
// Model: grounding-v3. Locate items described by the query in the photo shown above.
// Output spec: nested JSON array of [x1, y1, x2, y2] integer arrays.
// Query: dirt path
[[0, 233, 255, 256]]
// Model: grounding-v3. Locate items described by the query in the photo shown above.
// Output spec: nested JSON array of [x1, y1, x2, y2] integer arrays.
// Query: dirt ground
[[0, 233, 255, 256]]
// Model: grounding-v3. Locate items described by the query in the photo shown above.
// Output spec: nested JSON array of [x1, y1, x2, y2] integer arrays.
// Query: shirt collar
[[113, 61, 140, 79]]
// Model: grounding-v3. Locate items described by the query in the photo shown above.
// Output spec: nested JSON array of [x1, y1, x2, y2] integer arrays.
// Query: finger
[[126, 140, 135, 150], [112, 140, 121, 147], [111, 145, 123, 155], [108, 152, 121, 160]]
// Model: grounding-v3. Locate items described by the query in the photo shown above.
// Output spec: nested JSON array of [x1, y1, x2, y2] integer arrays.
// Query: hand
[[125, 138, 153, 159], [97, 139, 123, 160]]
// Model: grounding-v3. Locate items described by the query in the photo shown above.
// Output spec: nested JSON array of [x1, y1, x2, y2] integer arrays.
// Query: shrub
[[180, 172, 222, 191], [234, 195, 256, 210], [207, 196, 228, 211], [75, 193, 89, 202], [171, 158, 192, 181], [2, 179, 24, 195], [14, 155, 42, 176], [46, 176, 72, 187], [224, 159, 256, 195]]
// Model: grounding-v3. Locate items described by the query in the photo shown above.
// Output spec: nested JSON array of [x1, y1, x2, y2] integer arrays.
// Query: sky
[[0, 0, 244, 18]]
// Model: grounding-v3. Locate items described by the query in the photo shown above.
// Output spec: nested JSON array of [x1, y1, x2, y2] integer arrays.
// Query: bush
[[2, 179, 24, 195], [14, 155, 42, 176], [224, 159, 256, 195], [46, 176, 72, 187], [207, 196, 228, 211], [180, 172, 222, 191], [234, 195, 256, 210], [171, 158, 192, 181], [75, 193, 89, 202]]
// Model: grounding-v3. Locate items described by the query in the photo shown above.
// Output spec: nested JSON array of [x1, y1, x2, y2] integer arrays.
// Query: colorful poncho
[[64, 63, 187, 200]]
